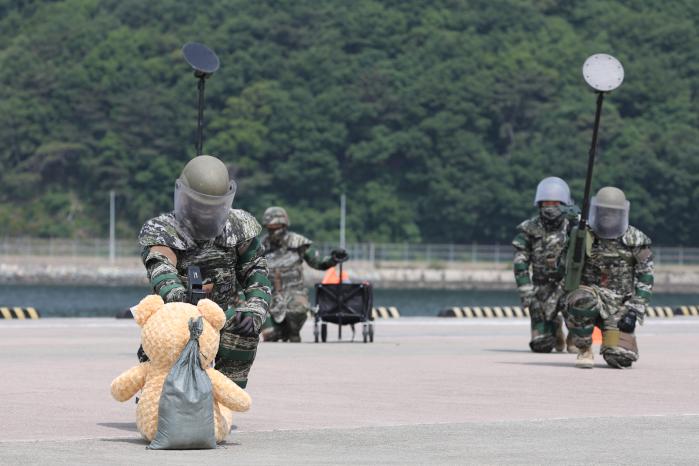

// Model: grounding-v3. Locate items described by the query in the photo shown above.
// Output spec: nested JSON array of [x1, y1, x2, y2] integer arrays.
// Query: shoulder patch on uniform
[[621, 226, 652, 247], [223, 209, 262, 247], [286, 232, 313, 249], [138, 213, 190, 250], [516, 216, 544, 237]]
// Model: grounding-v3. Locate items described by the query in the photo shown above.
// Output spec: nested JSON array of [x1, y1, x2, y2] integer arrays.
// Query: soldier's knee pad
[[601, 330, 638, 369], [529, 335, 556, 353]]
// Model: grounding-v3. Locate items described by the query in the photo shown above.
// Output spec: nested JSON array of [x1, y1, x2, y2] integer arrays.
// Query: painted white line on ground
[[3, 413, 698, 443]]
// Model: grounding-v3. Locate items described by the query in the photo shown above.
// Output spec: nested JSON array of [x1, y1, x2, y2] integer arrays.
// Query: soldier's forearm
[[633, 248, 654, 305], [513, 261, 532, 288], [303, 246, 335, 270], [236, 239, 272, 322], [142, 247, 186, 302]]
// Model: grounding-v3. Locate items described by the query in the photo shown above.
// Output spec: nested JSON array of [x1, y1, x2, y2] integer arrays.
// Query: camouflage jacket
[[138, 209, 271, 327], [512, 215, 570, 293], [581, 225, 654, 317], [260, 231, 335, 295]]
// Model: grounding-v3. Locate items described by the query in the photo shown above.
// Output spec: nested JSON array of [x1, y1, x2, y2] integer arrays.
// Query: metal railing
[[2, 237, 698, 266], [0, 238, 141, 258]]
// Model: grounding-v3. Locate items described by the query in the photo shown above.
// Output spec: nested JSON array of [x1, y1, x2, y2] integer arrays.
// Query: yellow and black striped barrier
[[644, 306, 675, 318], [678, 305, 699, 316], [372, 306, 401, 319], [438, 306, 530, 318], [0, 307, 41, 319], [438, 305, 699, 319]]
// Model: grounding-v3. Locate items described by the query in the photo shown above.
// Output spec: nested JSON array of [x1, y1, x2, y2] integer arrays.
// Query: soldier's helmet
[[262, 206, 290, 227], [174, 155, 236, 240], [533, 177, 572, 206], [589, 186, 630, 239]]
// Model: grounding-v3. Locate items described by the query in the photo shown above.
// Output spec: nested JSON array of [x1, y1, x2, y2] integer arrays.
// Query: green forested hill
[[1, 0, 698, 245]]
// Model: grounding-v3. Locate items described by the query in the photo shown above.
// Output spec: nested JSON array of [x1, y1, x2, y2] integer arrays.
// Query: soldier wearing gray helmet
[[138, 154, 271, 388], [563, 186, 654, 369], [260, 206, 347, 342], [512, 177, 579, 353]]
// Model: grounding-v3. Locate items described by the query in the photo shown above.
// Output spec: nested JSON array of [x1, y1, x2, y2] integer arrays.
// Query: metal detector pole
[[579, 91, 605, 230], [564, 53, 624, 291], [196, 76, 206, 155], [564, 91, 605, 289]]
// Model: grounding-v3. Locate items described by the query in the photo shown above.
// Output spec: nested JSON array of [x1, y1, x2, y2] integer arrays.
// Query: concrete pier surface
[[1, 318, 699, 465]]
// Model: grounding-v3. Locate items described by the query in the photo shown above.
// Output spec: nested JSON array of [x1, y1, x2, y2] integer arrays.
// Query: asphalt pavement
[[1, 317, 698, 464]]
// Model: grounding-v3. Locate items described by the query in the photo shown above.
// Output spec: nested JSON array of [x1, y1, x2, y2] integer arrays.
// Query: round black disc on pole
[[182, 42, 220, 155], [182, 42, 220, 77]]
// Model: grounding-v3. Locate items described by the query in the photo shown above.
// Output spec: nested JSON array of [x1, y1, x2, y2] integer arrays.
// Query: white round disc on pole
[[582, 54, 624, 92]]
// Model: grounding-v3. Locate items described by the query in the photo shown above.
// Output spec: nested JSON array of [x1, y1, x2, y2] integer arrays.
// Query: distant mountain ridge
[[1, 0, 698, 245]]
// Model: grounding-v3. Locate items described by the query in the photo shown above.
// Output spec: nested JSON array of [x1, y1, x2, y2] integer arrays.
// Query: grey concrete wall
[[1, 255, 698, 292]]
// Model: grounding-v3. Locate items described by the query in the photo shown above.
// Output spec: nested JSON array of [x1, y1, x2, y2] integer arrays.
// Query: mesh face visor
[[589, 199, 629, 239], [174, 178, 236, 240]]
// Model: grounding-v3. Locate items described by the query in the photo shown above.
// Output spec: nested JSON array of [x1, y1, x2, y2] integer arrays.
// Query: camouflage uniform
[[261, 230, 337, 342], [512, 215, 570, 352], [139, 209, 271, 388], [564, 226, 653, 368]]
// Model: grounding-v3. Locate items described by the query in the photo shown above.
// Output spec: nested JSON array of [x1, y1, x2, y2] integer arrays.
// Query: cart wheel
[[369, 323, 374, 342], [314, 321, 319, 343], [362, 324, 368, 343], [321, 323, 327, 342]]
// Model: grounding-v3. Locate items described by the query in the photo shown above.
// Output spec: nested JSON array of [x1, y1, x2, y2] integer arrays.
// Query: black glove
[[331, 248, 349, 264], [231, 311, 256, 337], [618, 310, 638, 333]]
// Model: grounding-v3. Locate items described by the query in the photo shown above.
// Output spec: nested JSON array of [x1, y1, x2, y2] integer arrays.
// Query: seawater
[[1, 284, 699, 318]]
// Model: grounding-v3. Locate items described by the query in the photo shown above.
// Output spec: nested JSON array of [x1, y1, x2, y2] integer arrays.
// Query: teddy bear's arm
[[207, 368, 252, 412], [111, 363, 148, 402]]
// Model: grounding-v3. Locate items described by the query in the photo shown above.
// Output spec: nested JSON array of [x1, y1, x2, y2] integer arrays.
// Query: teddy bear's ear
[[132, 295, 164, 327], [197, 299, 226, 331]]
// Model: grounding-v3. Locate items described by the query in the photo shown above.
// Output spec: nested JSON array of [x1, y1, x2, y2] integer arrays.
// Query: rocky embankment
[[1, 256, 697, 293]]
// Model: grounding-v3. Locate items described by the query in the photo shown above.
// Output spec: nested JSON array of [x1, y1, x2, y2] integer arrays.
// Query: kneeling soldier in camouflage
[[512, 177, 578, 353], [564, 187, 654, 369], [260, 206, 347, 342], [138, 155, 271, 388]]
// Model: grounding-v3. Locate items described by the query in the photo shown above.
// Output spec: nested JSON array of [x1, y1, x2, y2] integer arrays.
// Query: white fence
[[1, 237, 698, 266]]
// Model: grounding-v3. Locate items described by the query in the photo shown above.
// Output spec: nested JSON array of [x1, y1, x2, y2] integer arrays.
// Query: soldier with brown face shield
[[512, 177, 579, 353], [138, 155, 271, 388], [260, 206, 347, 342]]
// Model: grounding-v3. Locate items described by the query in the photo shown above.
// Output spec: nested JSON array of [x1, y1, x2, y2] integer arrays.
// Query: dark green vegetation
[[1, 0, 698, 244]]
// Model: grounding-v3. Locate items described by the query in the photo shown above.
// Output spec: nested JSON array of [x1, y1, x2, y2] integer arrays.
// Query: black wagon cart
[[313, 281, 374, 343]]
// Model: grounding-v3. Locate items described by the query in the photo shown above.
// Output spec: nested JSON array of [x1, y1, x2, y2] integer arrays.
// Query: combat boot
[[566, 333, 579, 353], [575, 347, 594, 369]]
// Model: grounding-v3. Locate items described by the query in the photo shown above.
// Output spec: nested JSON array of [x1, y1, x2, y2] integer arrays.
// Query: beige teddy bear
[[110, 295, 251, 443]]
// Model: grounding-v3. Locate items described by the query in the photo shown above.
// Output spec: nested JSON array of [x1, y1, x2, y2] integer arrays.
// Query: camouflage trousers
[[263, 289, 310, 343], [563, 285, 639, 368], [216, 327, 260, 389], [528, 282, 566, 353]]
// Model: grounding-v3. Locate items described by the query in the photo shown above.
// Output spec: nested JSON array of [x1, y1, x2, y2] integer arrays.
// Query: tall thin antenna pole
[[109, 190, 116, 263], [340, 193, 346, 249]]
